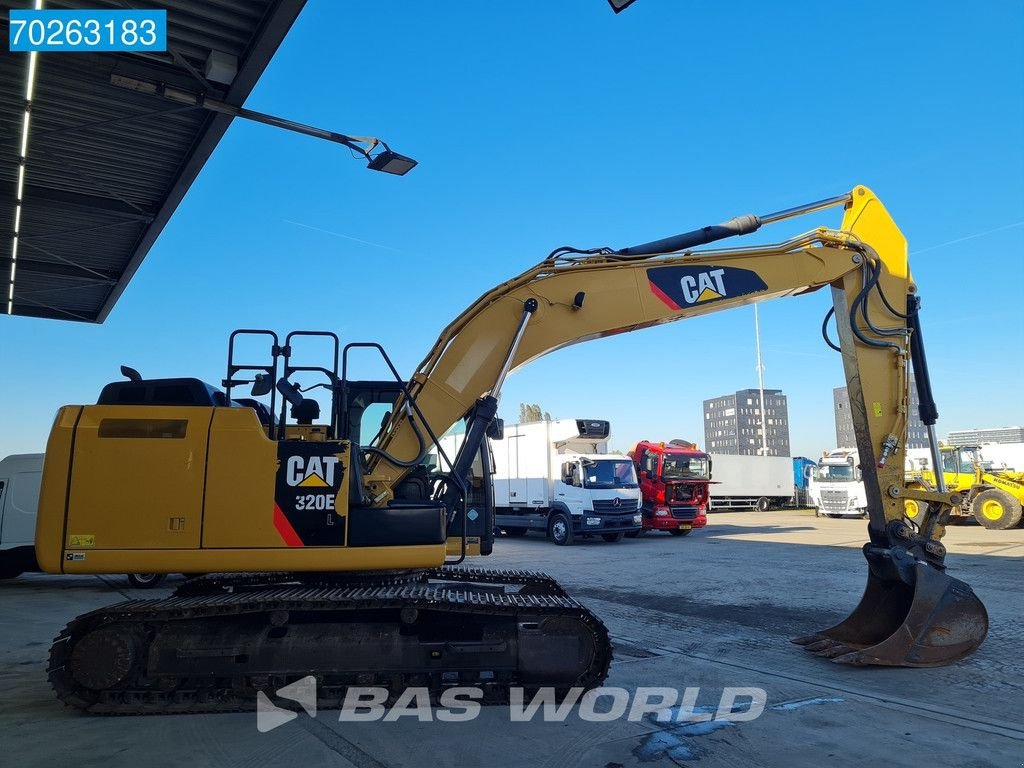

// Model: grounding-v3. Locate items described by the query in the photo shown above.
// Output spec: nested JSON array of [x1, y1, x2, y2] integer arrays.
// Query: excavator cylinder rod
[[792, 547, 988, 667], [47, 569, 612, 715], [616, 192, 852, 256]]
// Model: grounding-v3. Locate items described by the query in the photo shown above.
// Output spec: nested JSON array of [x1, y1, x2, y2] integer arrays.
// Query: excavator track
[[48, 568, 608, 715], [173, 567, 569, 598]]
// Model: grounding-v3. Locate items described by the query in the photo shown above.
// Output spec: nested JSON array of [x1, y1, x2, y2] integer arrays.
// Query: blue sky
[[2, 0, 1022, 458]]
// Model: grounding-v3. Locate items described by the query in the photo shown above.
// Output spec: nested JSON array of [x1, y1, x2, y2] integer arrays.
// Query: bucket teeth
[[811, 641, 857, 659], [790, 633, 826, 646], [802, 639, 835, 652], [831, 651, 870, 666]]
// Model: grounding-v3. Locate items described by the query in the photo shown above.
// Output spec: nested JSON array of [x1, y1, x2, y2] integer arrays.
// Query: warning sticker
[[68, 534, 95, 547]]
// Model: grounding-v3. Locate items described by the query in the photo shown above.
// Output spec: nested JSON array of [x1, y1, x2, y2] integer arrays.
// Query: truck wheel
[[669, 529, 692, 536], [756, 497, 770, 512], [971, 489, 1023, 530], [601, 532, 624, 543], [127, 573, 165, 589], [548, 513, 574, 546], [502, 528, 528, 537]]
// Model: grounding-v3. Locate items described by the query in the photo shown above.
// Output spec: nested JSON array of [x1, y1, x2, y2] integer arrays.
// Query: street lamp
[[366, 146, 418, 176], [109, 75, 417, 176], [754, 303, 769, 457], [607, 0, 640, 12]]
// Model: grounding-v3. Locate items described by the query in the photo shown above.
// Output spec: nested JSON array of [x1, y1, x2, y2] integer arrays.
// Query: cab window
[[642, 452, 658, 476], [561, 462, 581, 487], [941, 452, 960, 474], [358, 402, 392, 446]]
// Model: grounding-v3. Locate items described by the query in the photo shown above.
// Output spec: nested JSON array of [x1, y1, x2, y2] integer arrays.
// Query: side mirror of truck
[[639, 470, 647, 480]]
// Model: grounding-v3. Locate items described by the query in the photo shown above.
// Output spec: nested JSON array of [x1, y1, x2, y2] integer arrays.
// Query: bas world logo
[[255, 684, 767, 730], [257, 676, 318, 732]]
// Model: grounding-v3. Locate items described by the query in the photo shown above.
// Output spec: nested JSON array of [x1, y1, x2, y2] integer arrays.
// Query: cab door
[[555, 461, 585, 515], [940, 449, 965, 492], [65, 406, 211, 549], [636, 448, 659, 504]]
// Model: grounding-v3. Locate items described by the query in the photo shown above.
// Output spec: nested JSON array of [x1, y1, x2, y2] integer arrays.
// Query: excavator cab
[[224, 330, 496, 557]]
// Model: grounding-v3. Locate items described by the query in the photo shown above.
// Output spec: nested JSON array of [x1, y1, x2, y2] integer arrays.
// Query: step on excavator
[[35, 186, 988, 714]]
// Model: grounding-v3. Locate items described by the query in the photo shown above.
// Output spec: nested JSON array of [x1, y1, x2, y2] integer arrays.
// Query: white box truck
[[489, 419, 643, 544], [807, 448, 868, 518], [707, 454, 793, 511]]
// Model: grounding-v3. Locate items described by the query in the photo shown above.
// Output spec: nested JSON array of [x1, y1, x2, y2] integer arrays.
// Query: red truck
[[629, 440, 710, 536]]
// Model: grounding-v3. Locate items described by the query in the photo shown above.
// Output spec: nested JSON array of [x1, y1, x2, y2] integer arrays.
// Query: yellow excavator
[[35, 186, 988, 714]]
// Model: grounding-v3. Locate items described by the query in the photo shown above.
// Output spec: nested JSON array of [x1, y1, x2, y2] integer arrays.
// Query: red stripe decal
[[273, 503, 303, 547], [649, 280, 681, 310]]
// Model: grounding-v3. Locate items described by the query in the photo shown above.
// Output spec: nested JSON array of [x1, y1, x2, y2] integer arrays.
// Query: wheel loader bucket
[[792, 551, 988, 667]]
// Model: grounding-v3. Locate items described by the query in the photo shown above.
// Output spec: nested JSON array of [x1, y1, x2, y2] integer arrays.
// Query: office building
[[704, 388, 790, 456], [947, 427, 1024, 446]]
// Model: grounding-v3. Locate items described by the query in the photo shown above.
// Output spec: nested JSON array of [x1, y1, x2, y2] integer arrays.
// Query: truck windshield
[[582, 460, 638, 489], [813, 464, 855, 482], [661, 455, 710, 480]]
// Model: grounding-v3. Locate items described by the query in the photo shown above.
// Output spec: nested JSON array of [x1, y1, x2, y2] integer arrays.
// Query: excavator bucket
[[792, 550, 988, 667]]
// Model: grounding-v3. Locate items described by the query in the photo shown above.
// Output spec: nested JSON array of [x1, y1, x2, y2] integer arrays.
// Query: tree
[[518, 403, 549, 423]]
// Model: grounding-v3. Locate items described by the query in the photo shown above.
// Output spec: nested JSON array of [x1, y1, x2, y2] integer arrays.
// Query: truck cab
[[808, 448, 868, 518], [631, 440, 710, 536], [557, 453, 639, 513]]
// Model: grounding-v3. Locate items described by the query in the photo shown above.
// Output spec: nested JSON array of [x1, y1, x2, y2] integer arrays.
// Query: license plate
[[678, 524, 692, 530]]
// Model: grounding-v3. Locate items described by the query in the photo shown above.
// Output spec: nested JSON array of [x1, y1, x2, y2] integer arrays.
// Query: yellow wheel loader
[[905, 445, 1024, 530], [35, 186, 988, 714]]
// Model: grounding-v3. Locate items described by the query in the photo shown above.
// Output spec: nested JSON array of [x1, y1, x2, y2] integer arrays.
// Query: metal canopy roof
[[1, 0, 306, 322]]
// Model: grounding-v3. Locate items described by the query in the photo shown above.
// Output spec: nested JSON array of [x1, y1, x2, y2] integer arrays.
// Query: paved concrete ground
[[1, 510, 1021, 767]]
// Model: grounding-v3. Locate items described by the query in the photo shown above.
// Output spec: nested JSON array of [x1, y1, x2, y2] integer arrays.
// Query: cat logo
[[680, 268, 727, 304], [285, 455, 340, 487], [275, 445, 347, 547], [646, 265, 768, 310]]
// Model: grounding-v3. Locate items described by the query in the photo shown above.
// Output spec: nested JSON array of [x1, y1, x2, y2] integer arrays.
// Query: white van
[[0, 454, 42, 578]]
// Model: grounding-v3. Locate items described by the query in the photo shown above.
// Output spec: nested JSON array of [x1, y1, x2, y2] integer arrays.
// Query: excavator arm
[[366, 184, 987, 667]]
